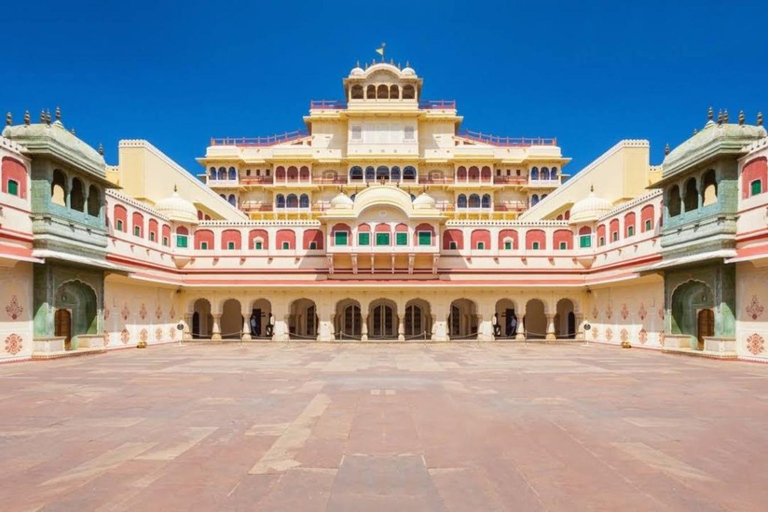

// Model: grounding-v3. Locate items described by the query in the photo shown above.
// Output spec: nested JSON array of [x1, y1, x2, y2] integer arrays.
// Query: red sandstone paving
[[1, 343, 767, 511]]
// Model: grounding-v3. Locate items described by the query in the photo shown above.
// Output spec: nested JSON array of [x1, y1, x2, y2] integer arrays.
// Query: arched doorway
[[524, 299, 547, 339], [192, 299, 212, 339], [495, 299, 519, 339], [449, 298, 478, 339], [249, 299, 272, 339], [289, 298, 317, 339], [220, 299, 243, 339], [671, 280, 714, 350], [54, 280, 98, 350], [369, 299, 397, 339], [404, 299, 431, 340], [555, 299, 576, 339], [335, 299, 363, 340]]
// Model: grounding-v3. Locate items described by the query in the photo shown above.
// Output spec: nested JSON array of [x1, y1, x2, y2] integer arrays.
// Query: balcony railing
[[314, 177, 348, 184], [493, 176, 527, 185], [240, 176, 274, 185], [310, 100, 347, 110], [210, 130, 309, 147], [420, 176, 455, 184], [457, 130, 557, 147], [420, 100, 456, 109]]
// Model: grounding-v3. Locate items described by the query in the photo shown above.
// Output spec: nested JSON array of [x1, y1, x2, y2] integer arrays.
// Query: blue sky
[[3, 0, 767, 177]]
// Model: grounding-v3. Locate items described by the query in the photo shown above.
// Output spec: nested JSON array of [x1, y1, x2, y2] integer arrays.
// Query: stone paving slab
[[0, 343, 766, 511]]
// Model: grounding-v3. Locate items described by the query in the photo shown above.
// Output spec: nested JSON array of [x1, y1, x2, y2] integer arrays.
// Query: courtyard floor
[[1, 342, 767, 511]]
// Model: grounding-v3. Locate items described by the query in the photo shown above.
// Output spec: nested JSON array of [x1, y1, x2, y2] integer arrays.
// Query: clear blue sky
[[4, 0, 767, 177]]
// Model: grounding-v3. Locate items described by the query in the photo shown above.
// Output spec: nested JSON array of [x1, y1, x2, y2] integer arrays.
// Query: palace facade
[[1, 64, 767, 362]]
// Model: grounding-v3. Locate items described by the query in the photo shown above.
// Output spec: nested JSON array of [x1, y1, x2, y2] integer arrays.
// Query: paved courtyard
[[1, 342, 767, 511]]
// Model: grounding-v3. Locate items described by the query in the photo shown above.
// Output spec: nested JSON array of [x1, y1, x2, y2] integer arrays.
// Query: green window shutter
[[376, 232, 390, 246], [255, 241, 263, 250], [645, 220, 652, 231], [504, 241, 512, 250], [559, 242, 567, 250], [396, 232, 408, 246], [579, 235, 591, 248], [418, 231, 431, 246], [335, 231, 348, 246], [532, 242, 540, 250], [751, 179, 762, 196], [176, 235, 188, 248], [134, 226, 141, 237], [627, 226, 634, 237], [228, 242, 235, 250], [8, 180, 19, 196], [358, 232, 370, 246], [201, 242, 208, 250], [116, 220, 124, 232]]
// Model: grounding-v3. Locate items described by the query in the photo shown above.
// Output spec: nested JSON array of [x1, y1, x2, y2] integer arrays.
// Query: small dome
[[412, 192, 436, 210], [155, 189, 199, 224], [569, 190, 612, 224], [350, 66, 364, 77], [330, 191, 354, 210], [401, 66, 416, 76]]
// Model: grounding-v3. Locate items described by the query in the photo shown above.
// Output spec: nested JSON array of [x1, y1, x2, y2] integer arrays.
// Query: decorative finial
[[707, 106, 713, 121], [40, 110, 46, 123], [693, 127, 697, 135], [46, 109, 51, 125], [406, 60, 410, 68], [664, 143, 670, 156], [397, 62, 401, 69], [758, 112, 764, 126], [356, 60, 360, 67], [717, 109, 723, 125], [55, 106, 61, 121], [98, 142, 104, 155], [70, 127, 76, 135], [5, 112, 11, 126], [723, 109, 729, 123], [738, 110, 745, 125], [24, 110, 30, 125]]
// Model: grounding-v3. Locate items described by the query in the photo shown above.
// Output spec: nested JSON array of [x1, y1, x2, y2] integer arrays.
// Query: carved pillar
[[397, 309, 405, 341], [477, 302, 495, 342], [545, 313, 556, 341], [516, 307, 526, 341], [361, 314, 369, 341], [183, 313, 192, 341], [576, 313, 585, 340], [211, 313, 222, 341], [241, 310, 251, 341], [432, 304, 450, 342]]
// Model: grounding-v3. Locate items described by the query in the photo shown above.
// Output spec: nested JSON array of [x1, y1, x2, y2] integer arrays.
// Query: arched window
[[468, 166, 479, 181], [684, 178, 698, 212], [51, 169, 67, 206], [531, 167, 539, 180], [365, 166, 375, 181], [668, 185, 681, 217], [457, 194, 467, 208], [87, 185, 100, 217], [70, 178, 85, 211], [481, 166, 491, 181], [551, 166, 558, 178], [299, 194, 309, 208], [299, 166, 310, 181], [403, 166, 416, 180], [287, 166, 298, 181], [468, 194, 481, 208], [228, 194, 236, 206], [541, 167, 550, 180], [402, 85, 415, 99], [351, 84, 364, 99], [366, 84, 376, 99], [350, 166, 363, 180], [391, 166, 401, 181], [209, 167, 216, 178], [390, 84, 399, 99], [377, 84, 389, 99], [276, 194, 285, 208], [702, 169, 717, 206], [217, 167, 226, 180], [220, 194, 226, 200], [376, 166, 389, 180], [531, 194, 539, 206], [286, 194, 298, 208], [228, 167, 236, 180], [275, 166, 286, 180], [481, 194, 491, 208], [457, 166, 467, 180]]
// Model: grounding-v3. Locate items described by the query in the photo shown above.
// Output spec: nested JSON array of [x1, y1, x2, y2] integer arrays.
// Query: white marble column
[[545, 314, 556, 341], [397, 309, 405, 341], [183, 313, 193, 341], [241, 310, 251, 341], [515, 309, 526, 341], [211, 313, 222, 341], [361, 314, 369, 341]]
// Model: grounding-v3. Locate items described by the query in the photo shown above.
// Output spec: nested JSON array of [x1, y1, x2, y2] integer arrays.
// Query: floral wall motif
[[155, 327, 163, 341], [121, 304, 130, 321], [658, 331, 665, 347], [638, 303, 647, 321], [5, 295, 23, 320], [120, 328, 130, 344], [139, 303, 147, 320], [746, 296, 764, 320], [4, 333, 22, 355], [620, 304, 629, 321], [605, 304, 613, 320], [592, 306, 599, 321], [591, 326, 599, 340], [638, 329, 648, 344], [620, 328, 629, 342], [605, 327, 613, 341], [746, 333, 765, 355], [155, 304, 163, 320], [139, 328, 148, 343], [104, 306, 110, 320], [169, 306, 176, 320], [168, 327, 176, 340]]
